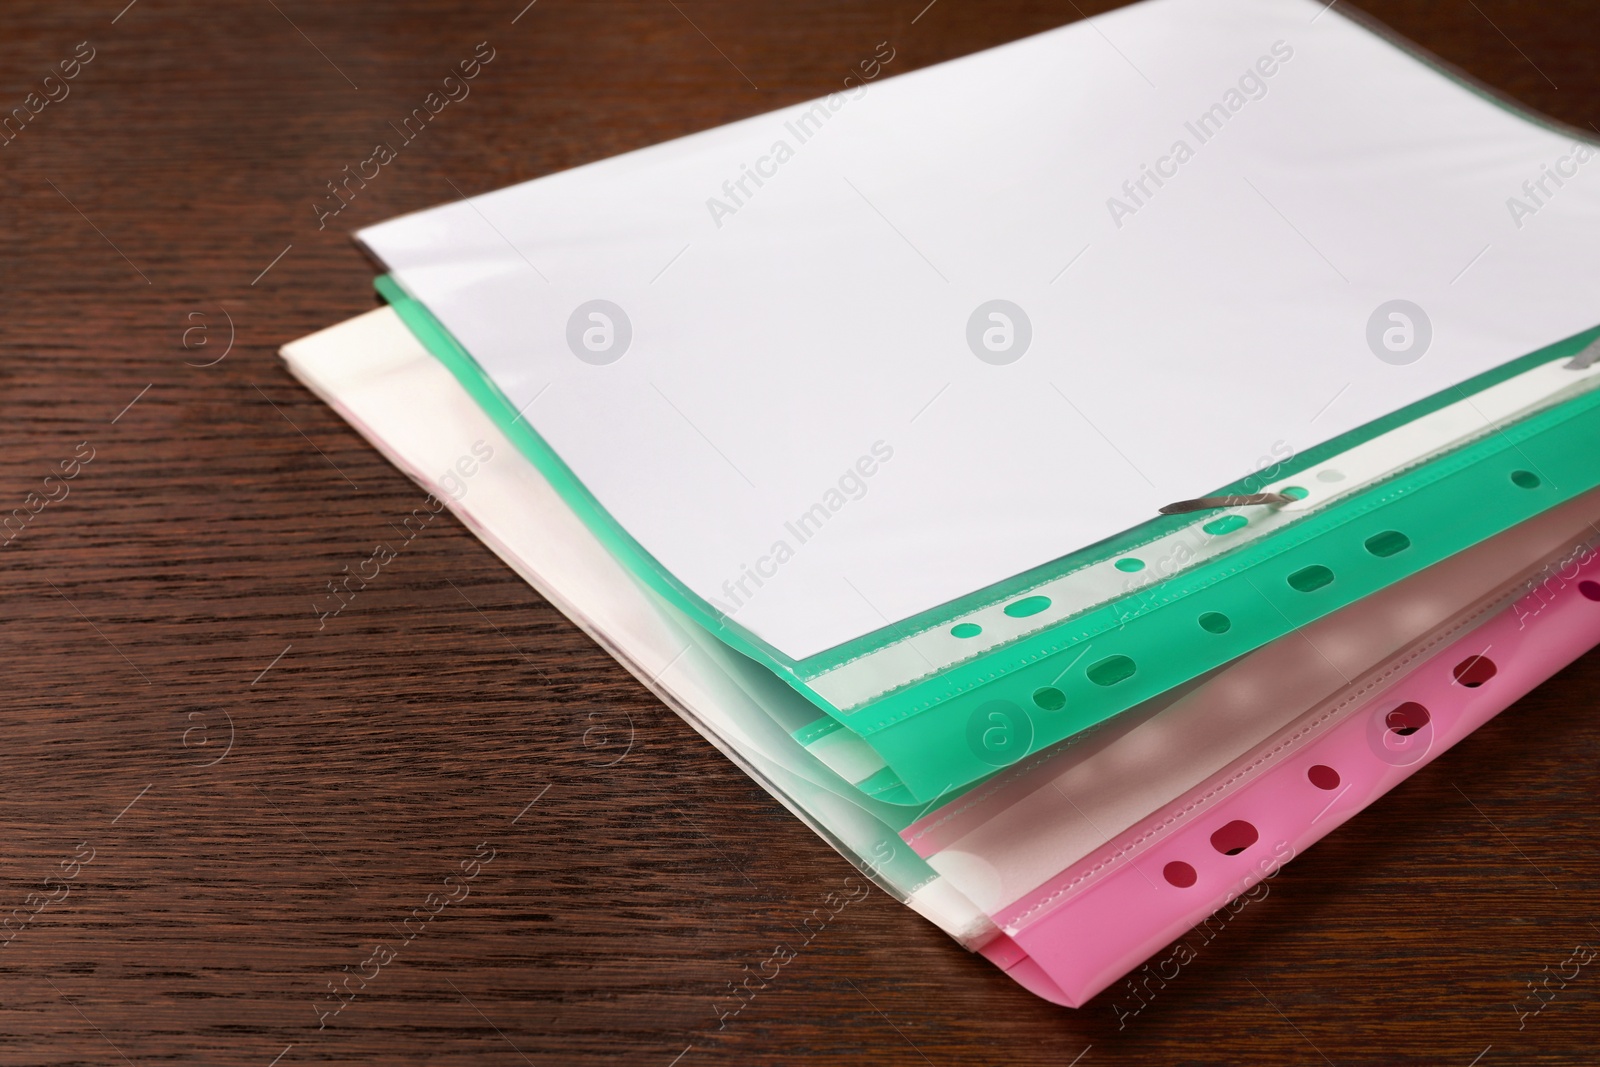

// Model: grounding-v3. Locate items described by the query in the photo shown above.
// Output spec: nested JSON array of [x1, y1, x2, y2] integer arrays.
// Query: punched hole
[[1453, 655, 1497, 688], [1386, 701, 1430, 736], [1307, 764, 1341, 790], [1210, 820, 1259, 857], [1510, 470, 1542, 489], [1004, 595, 1051, 618], [1032, 686, 1066, 712], [1364, 530, 1410, 558], [1580, 580, 1600, 602], [951, 622, 982, 639], [1115, 557, 1145, 573], [1163, 861, 1197, 888], [1198, 611, 1232, 634], [1203, 515, 1248, 536], [1288, 564, 1334, 592], [1086, 655, 1137, 687]]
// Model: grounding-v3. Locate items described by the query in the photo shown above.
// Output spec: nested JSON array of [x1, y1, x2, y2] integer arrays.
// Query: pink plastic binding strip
[[977, 548, 1600, 1007]]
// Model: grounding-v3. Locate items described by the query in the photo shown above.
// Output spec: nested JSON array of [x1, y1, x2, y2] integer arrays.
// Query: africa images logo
[[566, 300, 633, 365], [966, 300, 1032, 365]]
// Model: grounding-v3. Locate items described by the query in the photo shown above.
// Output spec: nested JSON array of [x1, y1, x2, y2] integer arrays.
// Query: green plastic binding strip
[[379, 273, 1600, 798], [859, 392, 1600, 799]]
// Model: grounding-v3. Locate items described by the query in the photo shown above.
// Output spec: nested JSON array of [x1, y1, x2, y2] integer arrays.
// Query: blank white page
[[358, 0, 1600, 660]]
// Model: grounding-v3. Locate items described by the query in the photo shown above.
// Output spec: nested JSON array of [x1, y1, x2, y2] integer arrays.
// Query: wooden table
[[2, 1, 1597, 1063]]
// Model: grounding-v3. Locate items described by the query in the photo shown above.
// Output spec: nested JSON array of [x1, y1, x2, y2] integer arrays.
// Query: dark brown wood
[[2, 1, 1597, 1063]]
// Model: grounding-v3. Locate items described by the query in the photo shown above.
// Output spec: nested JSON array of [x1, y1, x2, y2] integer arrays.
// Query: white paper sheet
[[358, 0, 1600, 659]]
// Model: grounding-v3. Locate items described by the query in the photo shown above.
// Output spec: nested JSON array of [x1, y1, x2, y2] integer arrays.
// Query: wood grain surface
[[3, 2, 1598, 1064]]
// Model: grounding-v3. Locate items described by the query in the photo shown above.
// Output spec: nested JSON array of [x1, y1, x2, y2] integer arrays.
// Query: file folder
[[281, 306, 1600, 1003], [353, 0, 1600, 800], [384, 279, 1600, 803]]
